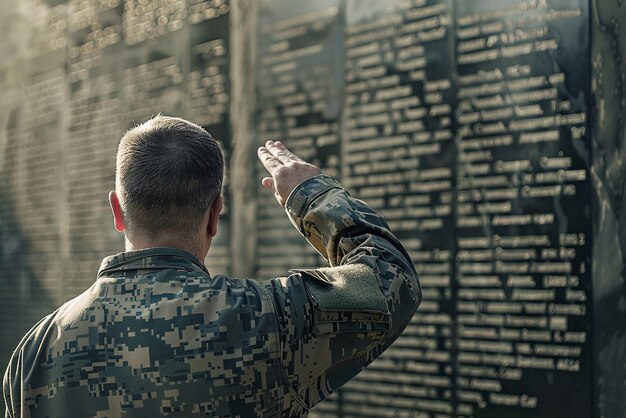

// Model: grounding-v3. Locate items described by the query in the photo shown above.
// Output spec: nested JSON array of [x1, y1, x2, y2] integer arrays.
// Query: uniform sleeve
[[267, 174, 422, 409]]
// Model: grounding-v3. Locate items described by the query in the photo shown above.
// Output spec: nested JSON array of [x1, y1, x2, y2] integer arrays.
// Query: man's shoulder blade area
[[4, 271, 293, 417]]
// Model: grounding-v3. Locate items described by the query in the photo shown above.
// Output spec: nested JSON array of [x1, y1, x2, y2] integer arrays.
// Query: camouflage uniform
[[3, 175, 421, 417]]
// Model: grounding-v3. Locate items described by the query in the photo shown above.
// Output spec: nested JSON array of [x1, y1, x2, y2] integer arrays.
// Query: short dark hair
[[115, 115, 224, 241]]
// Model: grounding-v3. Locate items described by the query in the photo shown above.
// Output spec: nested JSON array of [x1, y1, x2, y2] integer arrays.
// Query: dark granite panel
[[590, 1, 626, 418], [254, 1, 598, 417], [341, 1, 456, 416], [453, 1, 592, 417], [255, 0, 343, 279]]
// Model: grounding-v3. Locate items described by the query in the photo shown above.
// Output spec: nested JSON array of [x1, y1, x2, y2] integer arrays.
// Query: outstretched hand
[[257, 140, 322, 207]]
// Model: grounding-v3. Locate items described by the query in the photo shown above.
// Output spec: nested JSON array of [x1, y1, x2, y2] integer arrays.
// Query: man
[[3, 116, 421, 417]]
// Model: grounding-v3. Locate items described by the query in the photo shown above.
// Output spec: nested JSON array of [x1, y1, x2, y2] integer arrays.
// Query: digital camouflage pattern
[[3, 175, 422, 417]]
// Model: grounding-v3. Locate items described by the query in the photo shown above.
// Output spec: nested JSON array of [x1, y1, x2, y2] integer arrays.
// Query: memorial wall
[[0, 0, 624, 417]]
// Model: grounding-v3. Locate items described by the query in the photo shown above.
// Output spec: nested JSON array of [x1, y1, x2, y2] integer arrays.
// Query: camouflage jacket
[[3, 175, 421, 418]]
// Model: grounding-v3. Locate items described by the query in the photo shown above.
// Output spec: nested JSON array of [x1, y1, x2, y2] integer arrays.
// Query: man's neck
[[125, 237, 208, 263]]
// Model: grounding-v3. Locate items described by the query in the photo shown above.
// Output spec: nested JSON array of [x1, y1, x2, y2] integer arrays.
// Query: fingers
[[258, 139, 303, 173], [274, 141, 304, 162], [267, 140, 302, 164], [257, 145, 282, 174], [258, 140, 308, 195]]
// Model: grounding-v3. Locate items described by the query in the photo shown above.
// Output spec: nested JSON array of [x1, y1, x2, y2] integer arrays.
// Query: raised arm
[[258, 141, 422, 411]]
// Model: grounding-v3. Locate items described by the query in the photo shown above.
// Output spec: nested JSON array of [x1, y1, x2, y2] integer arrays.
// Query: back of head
[[115, 115, 224, 245]]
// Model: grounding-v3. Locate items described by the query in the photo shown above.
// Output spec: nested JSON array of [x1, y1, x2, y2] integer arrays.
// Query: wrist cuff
[[285, 175, 343, 221]]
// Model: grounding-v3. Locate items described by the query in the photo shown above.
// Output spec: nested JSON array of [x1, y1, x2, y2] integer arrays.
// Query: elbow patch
[[290, 264, 391, 336]]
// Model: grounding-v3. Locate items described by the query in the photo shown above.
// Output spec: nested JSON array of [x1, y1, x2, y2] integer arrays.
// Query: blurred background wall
[[0, 0, 624, 417]]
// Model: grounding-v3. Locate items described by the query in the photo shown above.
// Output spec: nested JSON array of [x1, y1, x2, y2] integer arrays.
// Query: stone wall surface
[[0, 1, 624, 417]]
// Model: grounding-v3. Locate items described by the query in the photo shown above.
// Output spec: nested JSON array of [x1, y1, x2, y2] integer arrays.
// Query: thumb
[[262, 177, 274, 190]]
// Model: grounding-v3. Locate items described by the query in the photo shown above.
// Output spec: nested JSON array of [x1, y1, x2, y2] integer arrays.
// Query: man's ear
[[108, 191, 126, 233], [207, 195, 223, 238]]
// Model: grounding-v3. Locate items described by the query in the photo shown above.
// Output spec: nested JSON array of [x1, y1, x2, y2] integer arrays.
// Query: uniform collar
[[97, 247, 210, 278]]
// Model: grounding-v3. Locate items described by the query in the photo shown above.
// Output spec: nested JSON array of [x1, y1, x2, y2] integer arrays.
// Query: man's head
[[109, 115, 224, 256]]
